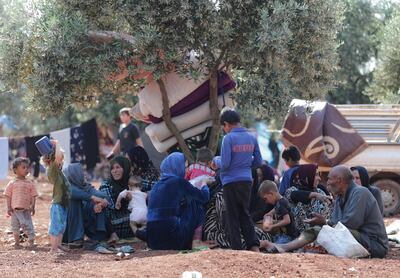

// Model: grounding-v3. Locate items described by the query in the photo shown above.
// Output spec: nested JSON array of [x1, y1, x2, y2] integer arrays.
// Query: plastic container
[[35, 136, 53, 156]]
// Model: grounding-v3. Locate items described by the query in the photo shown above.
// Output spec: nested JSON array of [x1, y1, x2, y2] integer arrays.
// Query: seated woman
[[284, 164, 332, 233], [351, 166, 384, 215], [126, 146, 160, 192], [99, 156, 133, 239], [146, 152, 210, 250], [250, 163, 276, 223], [63, 163, 117, 247]]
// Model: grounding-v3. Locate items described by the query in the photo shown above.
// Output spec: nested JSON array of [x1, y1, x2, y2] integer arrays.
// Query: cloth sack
[[316, 222, 370, 258]]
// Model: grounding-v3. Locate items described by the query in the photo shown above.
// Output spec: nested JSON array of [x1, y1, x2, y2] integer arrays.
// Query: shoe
[[68, 240, 83, 249]]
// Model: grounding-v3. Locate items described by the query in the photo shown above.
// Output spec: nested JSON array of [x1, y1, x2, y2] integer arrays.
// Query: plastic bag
[[316, 222, 370, 258], [189, 175, 215, 189]]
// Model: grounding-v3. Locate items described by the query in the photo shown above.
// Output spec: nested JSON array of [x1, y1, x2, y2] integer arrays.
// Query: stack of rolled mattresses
[[131, 71, 236, 153]]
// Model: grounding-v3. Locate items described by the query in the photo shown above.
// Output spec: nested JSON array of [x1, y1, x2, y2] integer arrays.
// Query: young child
[[258, 180, 299, 244], [184, 147, 215, 247], [185, 147, 216, 185], [115, 176, 148, 234], [40, 139, 70, 253], [4, 157, 38, 248]]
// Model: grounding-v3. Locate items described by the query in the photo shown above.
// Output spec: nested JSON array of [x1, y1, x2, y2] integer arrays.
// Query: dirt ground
[[0, 178, 400, 278]]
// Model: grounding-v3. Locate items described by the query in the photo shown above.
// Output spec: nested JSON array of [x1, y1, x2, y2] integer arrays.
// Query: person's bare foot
[[260, 240, 274, 249], [260, 240, 284, 253], [249, 246, 260, 252], [107, 232, 119, 244]]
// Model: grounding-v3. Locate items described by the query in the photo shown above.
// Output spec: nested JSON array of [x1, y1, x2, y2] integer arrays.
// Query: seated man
[[261, 165, 388, 258]]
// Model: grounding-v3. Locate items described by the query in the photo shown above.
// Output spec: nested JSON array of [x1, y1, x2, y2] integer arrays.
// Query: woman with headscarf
[[250, 163, 276, 223], [145, 152, 210, 250], [63, 163, 116, 246], [99, 156, 133, 238], [284, 164, 333, 233], [351, 166, 384, 215], [126, 146, 159, 192]]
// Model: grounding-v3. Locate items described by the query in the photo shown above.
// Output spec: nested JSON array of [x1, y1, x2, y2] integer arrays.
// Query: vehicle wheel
[[374, 179, 400, 217]]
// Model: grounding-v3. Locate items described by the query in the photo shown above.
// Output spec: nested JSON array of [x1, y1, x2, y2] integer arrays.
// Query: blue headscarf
[[160, 152, 185, 178]]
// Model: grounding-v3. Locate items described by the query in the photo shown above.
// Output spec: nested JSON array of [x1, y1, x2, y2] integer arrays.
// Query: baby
[[4, 157, 38, 248], [115, 176, 148, 234]]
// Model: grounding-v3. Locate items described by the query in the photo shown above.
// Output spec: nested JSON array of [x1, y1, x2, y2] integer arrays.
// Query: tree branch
[[87, 31, 135, 45], [157, 79, 194, 162]]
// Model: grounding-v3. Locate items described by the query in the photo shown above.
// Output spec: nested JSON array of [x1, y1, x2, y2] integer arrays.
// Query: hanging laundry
[[70, 125, 85, 164], [9, 136, 27, 161], [81, 118, 100, 170], [25, 134, 49, 178], [50, 128, 71, 165], [0, 137, 9, 180]]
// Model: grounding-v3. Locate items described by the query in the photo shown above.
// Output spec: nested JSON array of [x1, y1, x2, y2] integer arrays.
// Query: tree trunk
[[157, 79, 194, 162], [207, 67, 221, 154]]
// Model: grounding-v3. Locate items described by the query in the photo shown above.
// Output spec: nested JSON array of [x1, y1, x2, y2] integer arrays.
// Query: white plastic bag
[[316, 222, 370, 258], [386, 220, 400, 235], [189, 175, 215, 189]]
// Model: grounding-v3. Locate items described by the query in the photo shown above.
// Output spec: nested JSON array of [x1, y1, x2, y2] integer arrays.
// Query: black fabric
[[223, 181, 259, 250], [290, 190, 312, 205], [118, 122, 140, 154], [275, 198, 299, 238], [81, 119, 100, 170], [25, 134, 49, 178]]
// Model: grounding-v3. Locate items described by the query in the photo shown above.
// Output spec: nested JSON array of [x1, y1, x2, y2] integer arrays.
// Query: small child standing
[[115, 176, 147, 235], [185, 147, 215, 185], [185, 147, 215, 247], [258, 180, 299, 244], [4, 157, 38, 248], [38, 138, 70, 253]]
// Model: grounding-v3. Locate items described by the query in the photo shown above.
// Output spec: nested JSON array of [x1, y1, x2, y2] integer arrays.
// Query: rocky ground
[[0, 178, 399, 278]]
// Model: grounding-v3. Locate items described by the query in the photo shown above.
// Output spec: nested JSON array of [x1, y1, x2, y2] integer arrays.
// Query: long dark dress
[[146, 152, 210, 250]]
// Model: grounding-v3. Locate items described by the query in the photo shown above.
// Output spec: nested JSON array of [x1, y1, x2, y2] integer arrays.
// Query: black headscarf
[[109, 156, 131, 200], [351, 166, 370, 189], [126, 146, 159, 180], [127, 146, 152, 174]]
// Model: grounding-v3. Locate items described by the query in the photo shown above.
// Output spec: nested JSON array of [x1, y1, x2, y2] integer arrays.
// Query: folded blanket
[[138, 71, 235, 119], [145, 93, 234, 142], [281, 99, 367, 167], [148, 73, 235, 123], [139, 71, 207, 118], [148, 120, 213, 153]]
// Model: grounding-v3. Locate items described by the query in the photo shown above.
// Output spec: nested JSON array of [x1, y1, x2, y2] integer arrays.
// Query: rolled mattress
[[145, 93, 234, 142]]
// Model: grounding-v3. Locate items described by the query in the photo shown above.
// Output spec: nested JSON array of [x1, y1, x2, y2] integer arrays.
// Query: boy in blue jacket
[[213, 108, 262, 251]]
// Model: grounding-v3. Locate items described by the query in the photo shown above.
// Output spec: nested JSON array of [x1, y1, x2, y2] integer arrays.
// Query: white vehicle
[[336, 105, 400, 216]]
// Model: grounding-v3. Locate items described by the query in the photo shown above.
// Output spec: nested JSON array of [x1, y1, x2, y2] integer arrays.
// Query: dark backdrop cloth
[[25, 134, 49, 178], [281, 100, 367, 167], [70, 125, 85, 164], [81, 119, 100, 170]]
